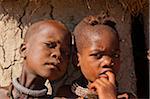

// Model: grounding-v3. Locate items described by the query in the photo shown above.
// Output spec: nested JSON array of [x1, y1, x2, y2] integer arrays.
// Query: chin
[[39, 72, 53, 79], [47, 73, 63, 80]]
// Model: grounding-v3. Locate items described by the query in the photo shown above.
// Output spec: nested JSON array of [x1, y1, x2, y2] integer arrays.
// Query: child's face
[[78, 26, 120, 82], [23, 23, 70, 80]]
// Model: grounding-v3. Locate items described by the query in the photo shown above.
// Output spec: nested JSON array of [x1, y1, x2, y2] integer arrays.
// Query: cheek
[[80, 60, 98, 81], [29, 47, 49, 63], [33, 51, 46, 61], [61, 61, 68, 71], [81, 57, 98, 70]]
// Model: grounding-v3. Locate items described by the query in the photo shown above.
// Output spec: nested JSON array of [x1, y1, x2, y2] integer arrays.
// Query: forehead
[[82, 25, 119, 51], [30, 23, 68, 42]]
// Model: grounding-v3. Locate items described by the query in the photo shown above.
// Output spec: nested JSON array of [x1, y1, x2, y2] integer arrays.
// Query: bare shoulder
[[0, 87, 9, 99]]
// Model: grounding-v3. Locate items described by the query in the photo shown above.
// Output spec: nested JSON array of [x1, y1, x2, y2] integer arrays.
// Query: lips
[[97, 69, 113, 79], [98, 73, 108, 79], [44, 62, 61, 71]]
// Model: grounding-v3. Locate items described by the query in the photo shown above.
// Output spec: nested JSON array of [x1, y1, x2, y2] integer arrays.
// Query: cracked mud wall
[[0, 0, 137, 95]]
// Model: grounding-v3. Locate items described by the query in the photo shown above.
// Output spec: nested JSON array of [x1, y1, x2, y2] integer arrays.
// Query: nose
[[51, 49, 62, 62], [100, 56, 113, 68]]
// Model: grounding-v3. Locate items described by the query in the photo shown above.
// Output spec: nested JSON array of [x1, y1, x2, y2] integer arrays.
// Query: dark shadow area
[[131, 13, 149, 98]]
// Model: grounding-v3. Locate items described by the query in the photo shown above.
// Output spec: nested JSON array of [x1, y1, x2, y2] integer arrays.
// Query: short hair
[[24, 20, 71, 43], [73, 15, 119, 53]]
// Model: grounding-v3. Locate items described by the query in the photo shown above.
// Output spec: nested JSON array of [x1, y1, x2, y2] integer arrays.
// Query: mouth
[[89, 69, 114, 83], [97, 69, 114, 79], [44, 62, 61, 71]]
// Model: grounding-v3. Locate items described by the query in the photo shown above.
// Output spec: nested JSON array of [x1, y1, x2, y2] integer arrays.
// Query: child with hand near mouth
[[56, 15, 136, 99]]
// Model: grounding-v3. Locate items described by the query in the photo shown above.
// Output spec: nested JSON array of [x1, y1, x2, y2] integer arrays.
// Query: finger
[[117, 93, 129, 99], [89, 78, 109, 90], [89, 79, 102, 90], [105, 71, 116, 86]]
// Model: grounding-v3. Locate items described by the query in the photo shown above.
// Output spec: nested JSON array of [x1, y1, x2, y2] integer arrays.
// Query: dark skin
[[56, 25, 131, 99], [0, 20, 71, 99], [77, 25, 119, 99]]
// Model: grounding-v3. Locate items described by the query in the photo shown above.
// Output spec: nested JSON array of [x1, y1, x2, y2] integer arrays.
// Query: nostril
[[51, 53, 57, 58], [52, 54, 57, 58], [51, 54, 62, 62], [57, 56, 62, 63]]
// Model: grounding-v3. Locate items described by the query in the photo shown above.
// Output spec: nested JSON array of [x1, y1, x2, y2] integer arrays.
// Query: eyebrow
[[111, 49, 120, 53], [45, 40, 61, 44], [90, 50, 106, 54], [90, 48, 120, 54]]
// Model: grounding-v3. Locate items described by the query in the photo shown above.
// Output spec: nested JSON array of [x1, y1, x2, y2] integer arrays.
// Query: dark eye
[[45, 42, 56, 48], [111, 53, 120, 59], [90, 53, 103, 59]]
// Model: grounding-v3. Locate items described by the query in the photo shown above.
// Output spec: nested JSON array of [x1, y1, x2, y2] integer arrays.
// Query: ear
[[20, 42, 27, 59], [77, 53, 81, 67]]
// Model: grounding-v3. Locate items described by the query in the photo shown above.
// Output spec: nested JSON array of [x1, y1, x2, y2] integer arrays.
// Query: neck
[[18, 65, 47, 90], [12, 65, 48, 98]]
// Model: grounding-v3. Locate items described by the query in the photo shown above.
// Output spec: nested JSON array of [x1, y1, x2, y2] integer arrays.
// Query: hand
[[89, 71, 117, 99]]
